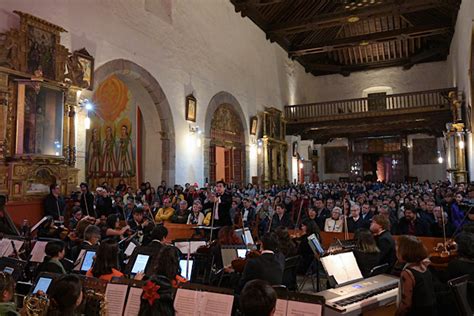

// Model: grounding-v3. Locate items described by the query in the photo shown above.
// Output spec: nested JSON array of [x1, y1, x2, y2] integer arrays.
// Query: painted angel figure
[[102, 126, 117, 178], [87, 128, 101, 178]]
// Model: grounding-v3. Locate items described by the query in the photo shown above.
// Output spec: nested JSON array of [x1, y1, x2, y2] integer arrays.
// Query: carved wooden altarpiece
[[0, 11, 93, 200]]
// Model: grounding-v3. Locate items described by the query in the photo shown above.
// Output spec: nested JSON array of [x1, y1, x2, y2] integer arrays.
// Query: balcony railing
[[284, 88, 456, 121]]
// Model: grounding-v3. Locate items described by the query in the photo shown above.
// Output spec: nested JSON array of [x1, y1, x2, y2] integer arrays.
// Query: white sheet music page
[[30, 241, 48, 263], [200, 291, 233, 316], [124, 242, 136, 257], [174, 288, 198, 316], [123, 287, 143, 316], [286, 301, 323, 316], [105, 283, 128, 316], [321, 252, 362, 285], [274, 299, 288, 316], [0, 239, 10, 257], [73, 249, 86, 271]]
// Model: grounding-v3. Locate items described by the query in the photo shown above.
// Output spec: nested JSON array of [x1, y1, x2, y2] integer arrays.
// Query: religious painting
[[186, 94, 196, 122], [74, 49, 94, 90], [412, 138, 438, 164], [250, 116, 258, 135], [26, 25, 56, 79], [86, 75, 137, 185], [324, 147, 349, 173]]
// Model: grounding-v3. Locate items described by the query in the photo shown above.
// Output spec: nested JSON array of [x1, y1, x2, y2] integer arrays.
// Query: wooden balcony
[[285, 88, 456, 143]]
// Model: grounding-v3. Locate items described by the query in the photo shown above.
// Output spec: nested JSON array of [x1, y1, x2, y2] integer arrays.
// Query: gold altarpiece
[[258, 107, 288, 188], [0, 11, 91, 200]]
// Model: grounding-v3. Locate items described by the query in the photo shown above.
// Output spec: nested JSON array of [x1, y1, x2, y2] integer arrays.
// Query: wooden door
[[209, 145, 216, 184]]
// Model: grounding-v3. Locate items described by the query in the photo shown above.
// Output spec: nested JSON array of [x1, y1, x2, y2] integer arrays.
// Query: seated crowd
[[0, 179, 472, 315]]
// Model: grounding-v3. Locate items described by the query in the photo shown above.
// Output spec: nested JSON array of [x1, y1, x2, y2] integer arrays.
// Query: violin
[[430, 239, 458, 265], [231, 249, 261, 273], [196, 239, 217, 254]]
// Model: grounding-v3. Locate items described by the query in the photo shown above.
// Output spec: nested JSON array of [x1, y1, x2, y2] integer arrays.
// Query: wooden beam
[[289, 25, 452, 57], [268, 0, 454, 35]]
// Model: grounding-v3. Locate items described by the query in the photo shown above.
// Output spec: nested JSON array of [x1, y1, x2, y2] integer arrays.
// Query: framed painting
[[412, 138, 438, 164], [74, 48, 94, 90], [250, 116, 258, 135], [185, 94, 196, 122], [324, 147, 349, 173]]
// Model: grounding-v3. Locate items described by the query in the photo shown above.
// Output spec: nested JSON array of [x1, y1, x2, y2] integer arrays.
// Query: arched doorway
[[204, 92, 249, 186], [89, 59, 175, 187]]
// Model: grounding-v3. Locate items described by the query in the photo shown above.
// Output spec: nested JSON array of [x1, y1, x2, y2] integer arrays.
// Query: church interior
[[0, 0, 473, 315]]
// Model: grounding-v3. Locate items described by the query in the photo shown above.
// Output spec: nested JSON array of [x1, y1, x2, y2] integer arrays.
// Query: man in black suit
[[70, 224, 101, 262], [212, 181, 232, 227], [79, 182, 96, 218], [347, 204, 366, 233], [398, 205, 431, 236], [237, 232, 283, 293], [127, 225, 168, 275], [314, 199, 331, 231], [44, 184, 65, 220], [370, 215, 396, 269], [271, 204, 294, 230]]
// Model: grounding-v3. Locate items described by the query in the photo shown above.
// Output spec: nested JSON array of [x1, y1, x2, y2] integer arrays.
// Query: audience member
[[271, 204, 293, 230], [347, 204, 366, 233], [172, 200, 189, 224], [187, 200, 204, 225], [398, 205, 431, 236], [324, 207, 343, 232], [155, 198, 175, 223]]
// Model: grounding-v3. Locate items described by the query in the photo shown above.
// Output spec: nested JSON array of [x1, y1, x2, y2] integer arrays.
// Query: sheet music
[[105, 283, 128, 316], [6, 240, 23, 257], [124, 242, 136, 257], [30, 241, 48, 263], [274, 299, 288, 316], [0, 239, 10, 257], [286, 301, 322, 316], [123, 287, 143, 316], [321, 252, 362, 285], [73, 249, 86, 271], [201, 292, 233, 316], [174, 288, 198, 316], [221, 248, 238, 267]]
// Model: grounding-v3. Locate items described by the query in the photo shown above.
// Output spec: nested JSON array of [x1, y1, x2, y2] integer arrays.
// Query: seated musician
[[122, 197, 136, 221], [241, 198, 256, 228], [0, 272, 19, 316], [324, 207, 343, 232], [37, 240, 67, 275], [86, 239, 124, 281], [239, 280, 277, 316], [46, 275, 83, 316], [154, 198, 175, 224], [398, 205, 431, 236], [395, 235, 436, 316], [187, 200, 204, 225], [102, 214, 130, 241], [69, 206, 83, 230], [130, 225, 168, 275], [353, 229, 380, 278], [171, 200, 190, 224], [270, 204, 294, 230], [297, 220, 321, 274], [430, 207, 454, 238], [237, 232, 283, 293], [140, 245, 186, 287], [447, 231, 474, 281], [370, 215, 396, 269], [70, 225, 101, 261], [211, 226, 244, 269], [127, 207, 150, 233], [37, 216, 60, 239], [274, 226, 297, 258]]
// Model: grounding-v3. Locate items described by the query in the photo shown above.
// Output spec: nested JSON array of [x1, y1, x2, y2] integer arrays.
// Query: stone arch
[[94, 59, 175, 184], [204, 91, 249, 185]]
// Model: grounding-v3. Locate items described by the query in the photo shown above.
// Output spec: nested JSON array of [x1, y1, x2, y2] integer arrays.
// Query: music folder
[[174, 287, 234, 316], [275, 291, 325, 316]]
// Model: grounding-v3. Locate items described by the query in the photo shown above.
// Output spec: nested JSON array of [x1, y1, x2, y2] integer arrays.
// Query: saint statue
[[87, 128, 101, 178], [117, 125, 135, 177], [102, 126, 117, 178]]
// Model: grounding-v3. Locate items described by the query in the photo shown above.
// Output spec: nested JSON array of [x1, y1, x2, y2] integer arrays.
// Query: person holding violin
[[297, 220, 321, 274], [270, 203, 293, 231], [127, 207, 151, 233], [102, 214, 130, 241], [237, 232, 283, 294]]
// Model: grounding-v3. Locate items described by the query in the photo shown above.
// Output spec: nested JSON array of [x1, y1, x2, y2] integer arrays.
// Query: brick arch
[[204, 91, 249, 184], [94, 59, 175, 184]]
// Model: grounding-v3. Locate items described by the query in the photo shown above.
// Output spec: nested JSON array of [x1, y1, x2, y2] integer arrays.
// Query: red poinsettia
[[142, 280, 161, 305]]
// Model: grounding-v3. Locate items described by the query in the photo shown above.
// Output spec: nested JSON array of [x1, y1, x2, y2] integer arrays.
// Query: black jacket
[[374, 230, 396, 269], [213, 193, 233, 227], [271, 212, 294, 230], [238, 252, 283, 293], [95, 196, 113, 218], [398, 218, 431, 236], [347, 217, 366, 233], [44, 194, 65, 219], [315, 208, 331, 231], [70, 241, 99, 262], [80, 192, 96, 217], [354, 250, 380, 278]]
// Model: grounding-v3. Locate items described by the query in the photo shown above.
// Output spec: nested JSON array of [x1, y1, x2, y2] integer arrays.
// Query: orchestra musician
[[79, 182, 95, 217], [44, 184, 65, 221], [127, 207, 151, 233], [370, 215, 397, 270]]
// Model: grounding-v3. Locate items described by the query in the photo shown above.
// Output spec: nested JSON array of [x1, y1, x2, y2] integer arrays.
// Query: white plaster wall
[[290, 61, 449, 104], [447, 0, 474, 180], [315, 138, 350, 181], [407, 134, 446, 182], [0, 0, 318, 185], [285, 135, 299, 183]]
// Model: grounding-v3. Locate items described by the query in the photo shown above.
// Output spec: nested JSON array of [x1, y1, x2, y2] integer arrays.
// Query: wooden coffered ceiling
[[230, 0, 461, 76]]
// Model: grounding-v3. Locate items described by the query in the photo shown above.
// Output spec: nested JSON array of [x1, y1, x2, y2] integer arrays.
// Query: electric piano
[[318, 274, 399, 316]]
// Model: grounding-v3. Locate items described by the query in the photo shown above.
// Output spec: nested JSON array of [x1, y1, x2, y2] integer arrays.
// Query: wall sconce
[[79, 98, 94, 130], [299, 161, 304, 169], [189, 125, 202, 148], [459, 140, 465, 149], [257, 139, 263, 155]]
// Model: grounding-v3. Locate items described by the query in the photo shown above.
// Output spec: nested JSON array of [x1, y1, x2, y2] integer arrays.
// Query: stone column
[[62, 104, 70, 164], [68, 106, 76, 166]]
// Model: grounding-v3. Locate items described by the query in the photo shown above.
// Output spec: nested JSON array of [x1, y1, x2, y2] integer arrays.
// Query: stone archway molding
[[204, 91, 249, 184], [94, 59, 175, 185]]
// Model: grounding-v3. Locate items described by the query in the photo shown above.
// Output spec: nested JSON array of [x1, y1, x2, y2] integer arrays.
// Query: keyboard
[[318, 274, 399, 316]]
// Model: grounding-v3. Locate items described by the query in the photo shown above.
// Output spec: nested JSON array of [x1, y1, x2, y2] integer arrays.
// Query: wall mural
[[86, 74, 137, 186]]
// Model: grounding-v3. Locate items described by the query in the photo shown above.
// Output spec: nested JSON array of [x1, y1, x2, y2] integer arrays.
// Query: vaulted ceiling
[[230, 0, 461, 76]]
